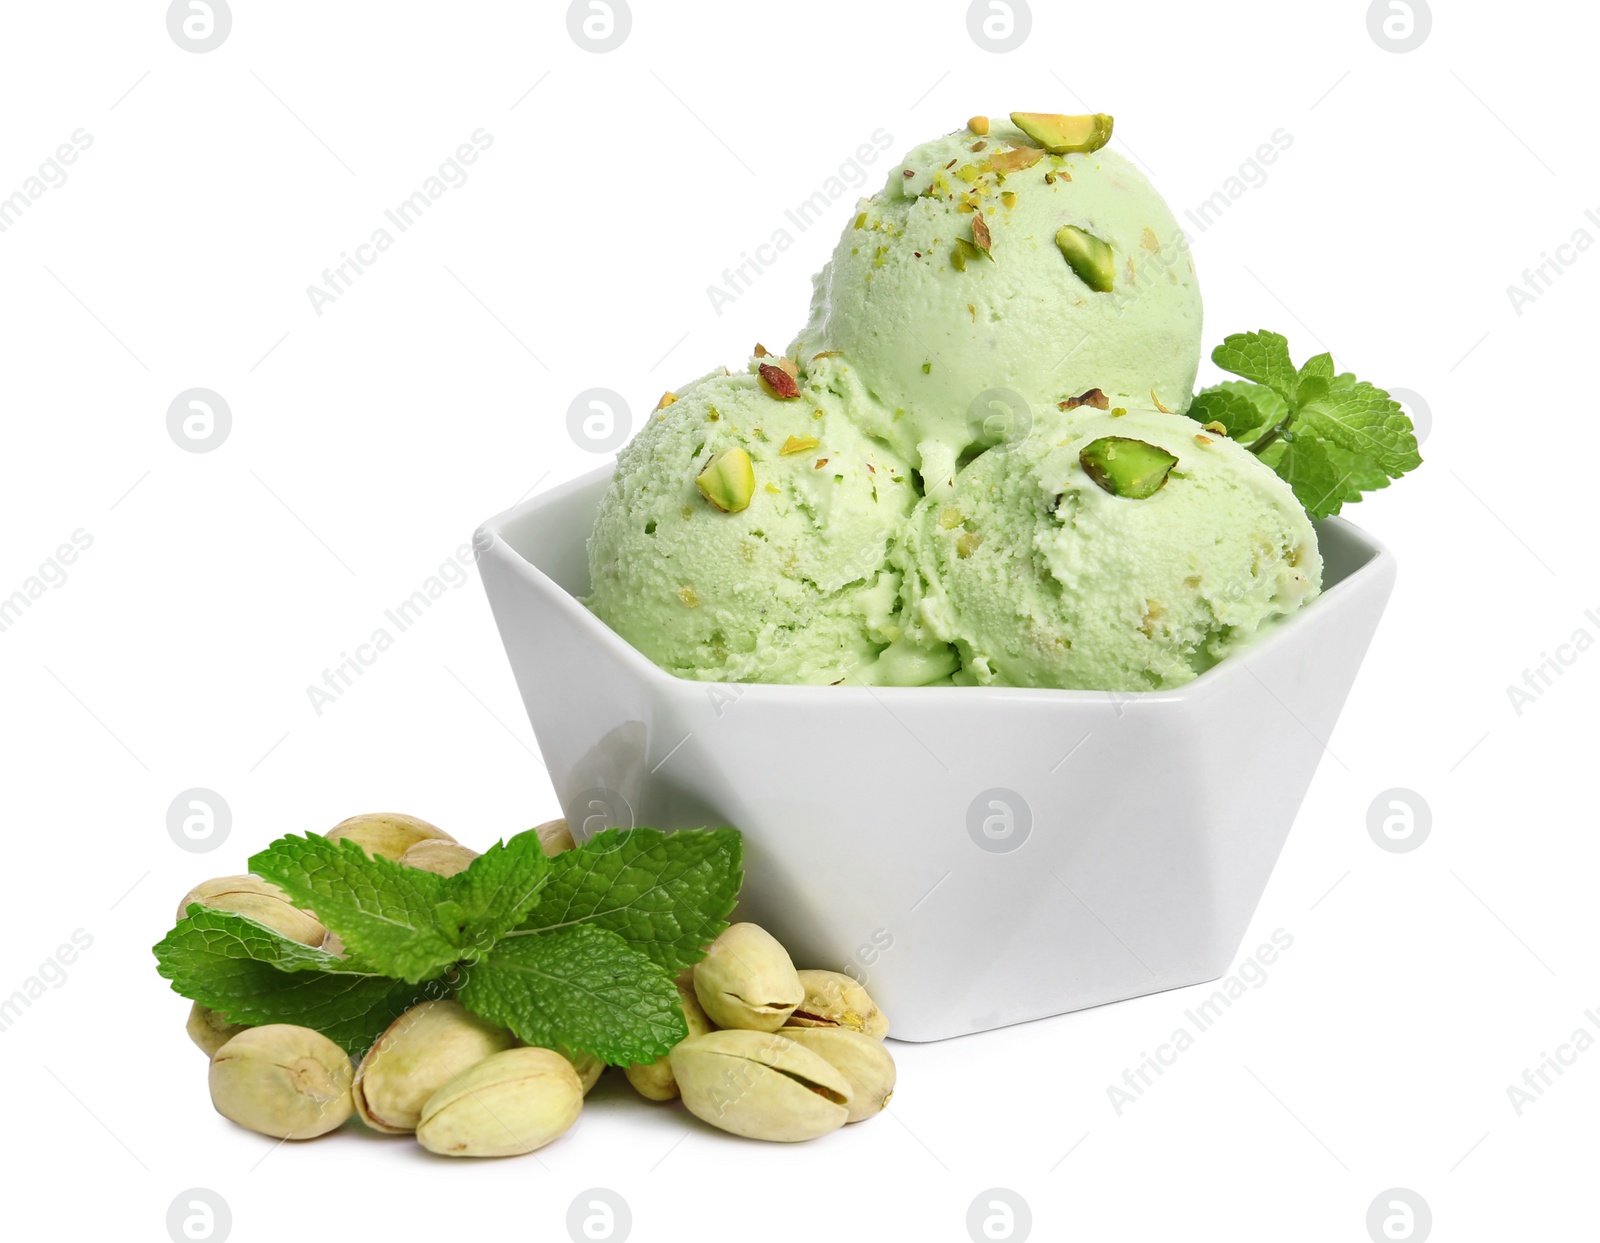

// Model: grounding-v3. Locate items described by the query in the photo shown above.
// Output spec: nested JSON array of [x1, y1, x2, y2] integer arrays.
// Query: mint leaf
[[1260, 436, 1373, 520], [1211, 331, 1299, 402], [1203, 330, 1422, 517], [1188, 381, 1282, 441], [513, 827, 742, 972], [1298, 351, 1335, 390], [154, 908, 432, 1056], [249, 834, 459, 983], [440, 829, 550, 958], [457, 923, 687, 1064], [1297, 379, 1422, 477]]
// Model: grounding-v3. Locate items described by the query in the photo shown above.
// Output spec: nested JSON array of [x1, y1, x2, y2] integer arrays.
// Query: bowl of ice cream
[[474, 113, 1406, 1040], [476, 470, 1392, 1041]]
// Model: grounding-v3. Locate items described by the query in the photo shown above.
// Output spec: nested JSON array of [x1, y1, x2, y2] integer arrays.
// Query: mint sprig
[[1190, 330, 1422, 520], [155, 824, 741, 1063]]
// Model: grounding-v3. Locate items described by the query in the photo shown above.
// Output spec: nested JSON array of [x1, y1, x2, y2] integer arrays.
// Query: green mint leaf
[[1296, 379, 1423, 478], [249, 834, 459, 983], [1188, 381, 1283, 441], [1297, 351, 1335, 391], [154, 908, 432, 1056], [457, 923, 687, 1064], [514, 827, 742, 972], [1260, 436, 1377, 520], [440, 829, 550, 958], [1211, 331, 1299, 403]]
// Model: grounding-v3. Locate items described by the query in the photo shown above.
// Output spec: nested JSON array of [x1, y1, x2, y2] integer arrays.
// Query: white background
[[2, 1, 1594, 1239]]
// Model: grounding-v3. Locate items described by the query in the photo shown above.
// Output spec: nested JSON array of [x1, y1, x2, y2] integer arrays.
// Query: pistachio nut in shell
[[671, 1029, 851, 1142], [323, 812, 455, 860], [693, 922, 804, 1032], [176, 875, 326, 947], [399, 839, 479, 877], [561, 1047, 605, 1095], [782, 1028, 896, 1123], [353, 1000, 514, 1133], [786, 970, 890, 1039], [209, 1024, 354, 1140], [416, 1047, 582, 1158], [533, 817, 576, 856], [625, 983, 714, 1102], [187, 1003, 250, 1057]]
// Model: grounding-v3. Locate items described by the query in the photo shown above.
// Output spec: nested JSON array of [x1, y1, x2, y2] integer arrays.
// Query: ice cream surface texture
[[585, 366, 935, 685], [584, 113, 1321, 691], [795, 117, 1201, 474], [893, 408, 1321, 690]]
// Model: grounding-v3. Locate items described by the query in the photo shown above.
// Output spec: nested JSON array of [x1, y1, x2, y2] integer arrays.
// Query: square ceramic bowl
[[475, 465, 1395, 1041]]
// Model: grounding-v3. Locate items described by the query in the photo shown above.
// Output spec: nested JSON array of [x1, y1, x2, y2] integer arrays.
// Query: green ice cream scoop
[[585, 366, 932, 685], [893, 408, 1322, 691], [794, 118, 1202, 476]]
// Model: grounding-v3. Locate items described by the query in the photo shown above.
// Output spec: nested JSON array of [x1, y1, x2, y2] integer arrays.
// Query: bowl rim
[[477, 464, 1395, 705]]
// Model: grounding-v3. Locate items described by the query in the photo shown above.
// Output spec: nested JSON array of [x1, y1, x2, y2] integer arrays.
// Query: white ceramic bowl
[[476, 465, 1395, 1041]]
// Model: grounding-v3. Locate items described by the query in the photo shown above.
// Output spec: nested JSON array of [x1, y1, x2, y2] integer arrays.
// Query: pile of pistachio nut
[[181, 812, 895, 1155]]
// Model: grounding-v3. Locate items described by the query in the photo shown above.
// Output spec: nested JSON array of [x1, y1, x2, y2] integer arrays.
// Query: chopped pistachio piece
[[1060, 388, 1110, 411], [678, 586, 700, 607], [1079, 437, 1178, 499], [956, 531, 984, 558], [1001, 191, 1017, 208], [1010, 112, 1114, 154], [971, 213, 992, 256], [780, 434, 820, 456], [985, 146, 1044, 174], [1151, 389, 1172, 414], [951, 237, 982, 271], [758, 362, 801, 400], [1055, 225, 1116, 292], [967, 115, 990, 135], [696, 448, 756, 513], [655, 391, 677, 411], [1201, 421, 1227, 436]]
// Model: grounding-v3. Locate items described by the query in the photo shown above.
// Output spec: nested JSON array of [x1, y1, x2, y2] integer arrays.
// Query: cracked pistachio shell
[[782, 1028, 896, 1122], [625, 983, 715, 1102], [785, 970, 890, 1040], [533, 818, 576, 856], [323, 812, 455, 860], [417, 1047, 582, 1158], [176, 875, 326, 947], [187, 1003, 249, 1057], [693, 923, 804, 1032], [670, 1029, 851, 1142], [353, 1000, 515, 1134], [209, 1024, 354, 1140], [399, 839, 479, 877]]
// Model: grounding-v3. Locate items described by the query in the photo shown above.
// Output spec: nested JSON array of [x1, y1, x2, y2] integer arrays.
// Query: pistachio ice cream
[[585, 112, 1321, 692], [795, 114, 1201, 476], [894, 407, 1321, 690], [585, 365, 924, 685]]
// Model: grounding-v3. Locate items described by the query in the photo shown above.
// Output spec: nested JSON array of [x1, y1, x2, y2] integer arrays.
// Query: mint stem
[[1246, 412, 1295, 455]]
